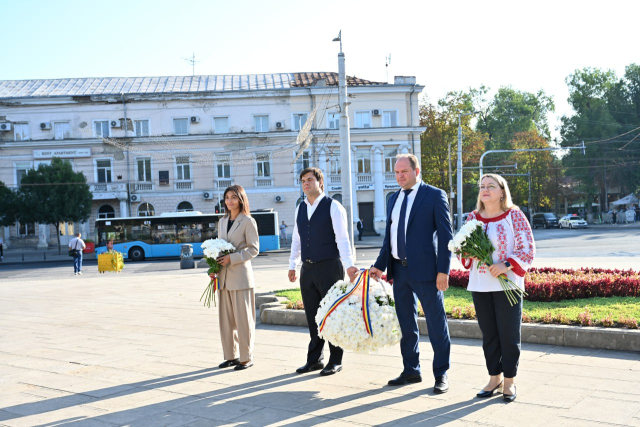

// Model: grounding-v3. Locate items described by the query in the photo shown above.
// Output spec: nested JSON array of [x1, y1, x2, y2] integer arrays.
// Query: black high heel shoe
[[476, 381, 503, 398], [503, 385, 517, 402]]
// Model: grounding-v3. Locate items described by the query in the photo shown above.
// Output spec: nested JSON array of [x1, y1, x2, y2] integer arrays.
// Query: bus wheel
[[129, 246, 145, 261]]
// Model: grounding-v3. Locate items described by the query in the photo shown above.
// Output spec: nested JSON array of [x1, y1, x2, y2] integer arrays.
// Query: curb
[[257, 296, 640, 352]]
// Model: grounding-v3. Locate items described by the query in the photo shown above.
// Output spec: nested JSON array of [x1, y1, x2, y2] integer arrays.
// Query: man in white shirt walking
[[288, 167, 359, 377], [68, 233, 86, 275]]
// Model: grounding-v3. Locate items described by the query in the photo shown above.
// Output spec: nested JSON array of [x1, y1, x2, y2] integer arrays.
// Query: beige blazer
[[217, 213, 260, 290]]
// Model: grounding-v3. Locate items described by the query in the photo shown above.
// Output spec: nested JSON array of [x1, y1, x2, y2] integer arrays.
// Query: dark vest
[[297, 196, 340, 262]]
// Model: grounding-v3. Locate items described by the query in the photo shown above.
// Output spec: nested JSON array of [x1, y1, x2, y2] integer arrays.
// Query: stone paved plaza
[[1, 265, 640, 427]]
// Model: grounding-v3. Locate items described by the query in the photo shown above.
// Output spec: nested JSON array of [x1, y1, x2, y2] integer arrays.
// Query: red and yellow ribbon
[[319, 269, 374, 336], [212, 275, 218, 293]]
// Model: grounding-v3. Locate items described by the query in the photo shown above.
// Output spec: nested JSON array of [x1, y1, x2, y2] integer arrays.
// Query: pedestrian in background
[[68, 233, 86, 275], [0, 234, 4, 260], [357, 218, 364, 241], [279, 221, 288, 244], [459, 174, 536, 402]]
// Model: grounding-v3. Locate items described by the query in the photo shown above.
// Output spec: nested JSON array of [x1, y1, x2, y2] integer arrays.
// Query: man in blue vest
[[370, 154, 453, 394], [288, 167, 359, 376]]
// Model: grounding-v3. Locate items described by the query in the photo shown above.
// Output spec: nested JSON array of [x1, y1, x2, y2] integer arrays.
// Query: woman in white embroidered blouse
[[460, 174, 535, 403]]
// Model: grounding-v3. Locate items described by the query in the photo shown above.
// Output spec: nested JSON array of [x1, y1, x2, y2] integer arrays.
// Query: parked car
[[532, 213, 559, 229], [453, 212, 472, 229], [559, 215, 588, 229]]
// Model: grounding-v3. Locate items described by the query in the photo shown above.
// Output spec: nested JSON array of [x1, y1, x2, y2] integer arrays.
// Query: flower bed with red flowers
[[449, 268, 640, 302]]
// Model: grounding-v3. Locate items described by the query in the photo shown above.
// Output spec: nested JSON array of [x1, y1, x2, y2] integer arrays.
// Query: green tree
[[0, 181, 19, 227], [560, 65, 640, 209], [18, 158, 92, 254], [477, 87, 555, 150], [419, 90, 487, 213]]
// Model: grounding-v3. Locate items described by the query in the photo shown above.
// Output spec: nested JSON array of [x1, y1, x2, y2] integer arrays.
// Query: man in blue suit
[[370, 153, 453, 394]]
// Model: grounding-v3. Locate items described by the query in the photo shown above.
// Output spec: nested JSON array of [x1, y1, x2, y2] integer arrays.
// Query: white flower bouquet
[[448, 219, 526, 305], [200, 238, 235, 308], [315, 271, 402, 353]]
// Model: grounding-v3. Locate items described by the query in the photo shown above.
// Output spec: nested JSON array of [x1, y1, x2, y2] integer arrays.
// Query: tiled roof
[[0, 73, 386, 99]]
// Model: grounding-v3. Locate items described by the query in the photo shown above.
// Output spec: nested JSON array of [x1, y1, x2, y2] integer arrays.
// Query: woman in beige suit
[[216, 185, 260, 370]]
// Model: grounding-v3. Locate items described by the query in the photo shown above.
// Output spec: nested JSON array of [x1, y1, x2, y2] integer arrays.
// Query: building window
[[357, 151, 371, 174], [135, 120, 150, 137], [292, 113, 309, 131], [216, 154, 231, 178], [14, 123, 30, 141], [177, 201, 194, 212], [138, 203, 155, 217], [384, 148, 398, 173], [256, 153, 271, 177], [332, 193, 342, 204], [94, 120, 109, 138], [17, 221, 36, 236], [330, 153, 341, 175], [137, 158, 152, 182], [214, 117, 229, 133], [176, 156, 191, 180], [15, 162, 32, 187], [254, 115, 269, 132], [173, 118, 188, 135], [328, 113, 340, 130], [96, 159, 112, 183], [355, 112, 371, 129], [382, 110, 398, 127], [98, 205, 116, 219], [54, 122, 71, 140]]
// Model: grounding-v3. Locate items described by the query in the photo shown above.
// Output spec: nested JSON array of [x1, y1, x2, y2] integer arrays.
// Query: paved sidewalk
[[1, 267, 639, 426]]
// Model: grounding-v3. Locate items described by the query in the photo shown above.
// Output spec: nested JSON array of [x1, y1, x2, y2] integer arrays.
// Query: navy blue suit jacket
[[374, 182, 453, 282]]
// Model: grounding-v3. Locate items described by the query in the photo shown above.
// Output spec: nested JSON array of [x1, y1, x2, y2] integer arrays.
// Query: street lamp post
[[333, 31, 356, 252], [456, 111, 478, 231]]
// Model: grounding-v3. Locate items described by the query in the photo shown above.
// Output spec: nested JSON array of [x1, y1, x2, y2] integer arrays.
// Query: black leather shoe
[[319, 363, 342, 376], [218, 359, 240, 368], [434, 375, 449, 394], [296, 361, 324, 374], [234, 361, 254, 371], [503, 385, 517, 402], [388, 373, 422, 386], [476, 381, 503, 398]]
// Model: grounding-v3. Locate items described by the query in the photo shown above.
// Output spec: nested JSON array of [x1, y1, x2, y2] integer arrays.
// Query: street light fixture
[[456, 111, 479, 231]]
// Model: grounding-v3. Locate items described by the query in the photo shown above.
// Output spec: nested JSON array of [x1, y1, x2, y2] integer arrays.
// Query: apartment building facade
[[0, 72, 425, 248]]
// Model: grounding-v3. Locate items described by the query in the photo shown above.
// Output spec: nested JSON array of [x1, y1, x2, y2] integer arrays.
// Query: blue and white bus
[[95, 210, 279, 261]]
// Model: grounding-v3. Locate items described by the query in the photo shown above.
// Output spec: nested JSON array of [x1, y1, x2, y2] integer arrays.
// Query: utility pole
[[456, 111, 478, 231], [334, 31, 356, 252]]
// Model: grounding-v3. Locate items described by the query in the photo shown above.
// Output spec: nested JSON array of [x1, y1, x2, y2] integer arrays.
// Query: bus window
[[203, 222, 217, 240], [177, 222, 203, 243], [154, 223, 176, 244]]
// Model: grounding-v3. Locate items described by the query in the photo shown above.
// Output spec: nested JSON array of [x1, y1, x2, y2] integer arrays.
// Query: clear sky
[[2, 0, 638, 139]]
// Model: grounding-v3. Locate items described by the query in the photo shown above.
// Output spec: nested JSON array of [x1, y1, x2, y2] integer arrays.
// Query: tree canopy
[[18, 158, 92, 253]]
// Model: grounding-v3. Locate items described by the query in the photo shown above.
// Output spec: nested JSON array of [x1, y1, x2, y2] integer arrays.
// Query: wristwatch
[[504, 260, 513, 270]]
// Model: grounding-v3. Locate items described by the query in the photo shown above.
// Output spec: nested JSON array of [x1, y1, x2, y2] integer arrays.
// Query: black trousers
[[300, 258, 344, 365], [472, 291, 522, 378]]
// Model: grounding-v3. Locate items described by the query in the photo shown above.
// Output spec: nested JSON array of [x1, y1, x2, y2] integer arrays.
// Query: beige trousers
[[218, 288, 255, 363]]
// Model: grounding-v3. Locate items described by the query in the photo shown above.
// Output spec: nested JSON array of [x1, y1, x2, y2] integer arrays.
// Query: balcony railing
[[134, 182, 154, 191], [215, 178, 233, 189], [255, 178, 273, 187], [93, 184, 108, 192], [356, 174, 373, 184], [385, 172, 395, 181], [91, 183, 127, 193], [175, 181, 193, 190], [329, 175, 341, 184]]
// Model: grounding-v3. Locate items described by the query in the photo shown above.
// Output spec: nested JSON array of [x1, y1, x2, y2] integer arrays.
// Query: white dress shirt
[[390, 180, 422, 260], [289, 193, 354, 270]]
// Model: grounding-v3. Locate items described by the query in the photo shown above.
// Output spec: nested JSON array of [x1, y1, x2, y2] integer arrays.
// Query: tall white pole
[[456, 114, 463, 231], [338, 51, 355, 252]]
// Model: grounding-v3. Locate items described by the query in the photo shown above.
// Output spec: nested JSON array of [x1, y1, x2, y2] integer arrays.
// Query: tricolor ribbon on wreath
[[318, 268, 374, 336]]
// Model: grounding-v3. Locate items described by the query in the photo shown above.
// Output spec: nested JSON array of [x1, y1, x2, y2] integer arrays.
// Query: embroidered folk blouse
[[459, 209, 536, 292]]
